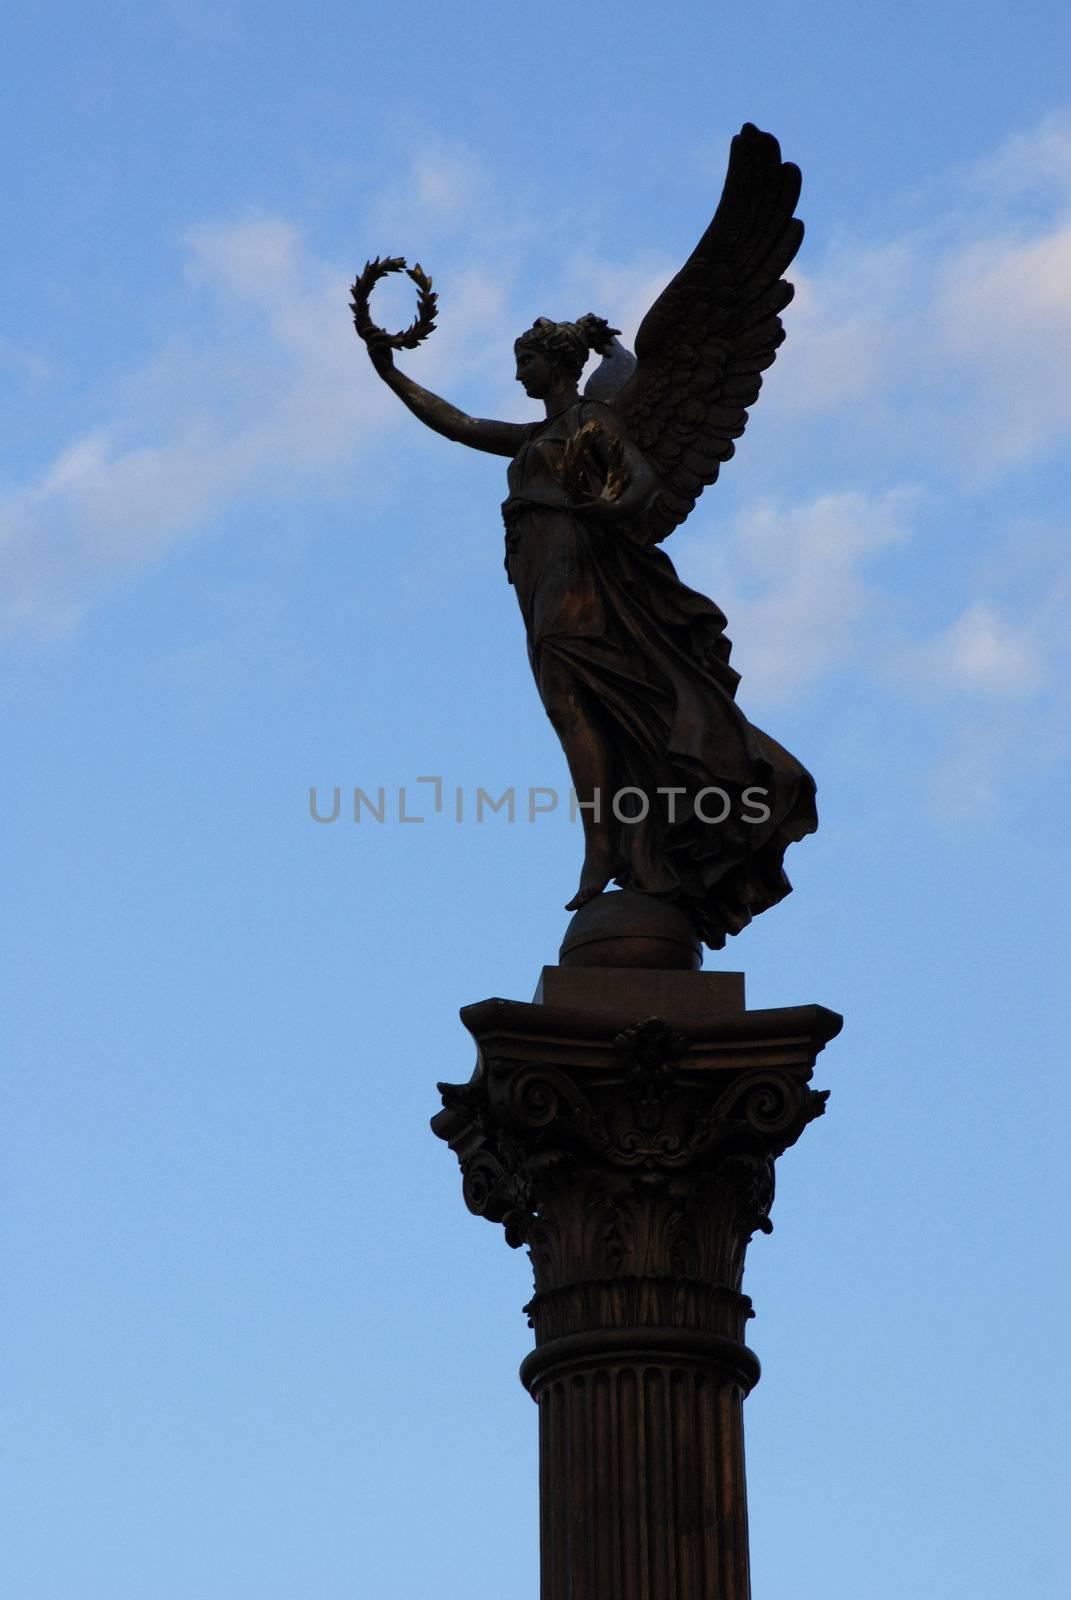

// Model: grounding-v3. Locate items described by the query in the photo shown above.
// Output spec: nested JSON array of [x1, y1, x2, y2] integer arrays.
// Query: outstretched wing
[[609, 123, 803, 542]]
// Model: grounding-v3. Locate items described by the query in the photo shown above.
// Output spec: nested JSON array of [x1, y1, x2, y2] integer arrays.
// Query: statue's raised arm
[[606, 122, 803, 542], [353, 256, 527, 458]]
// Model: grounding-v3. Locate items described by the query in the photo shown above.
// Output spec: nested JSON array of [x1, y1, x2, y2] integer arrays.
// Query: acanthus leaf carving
[[436, 1011, 832, 1346]]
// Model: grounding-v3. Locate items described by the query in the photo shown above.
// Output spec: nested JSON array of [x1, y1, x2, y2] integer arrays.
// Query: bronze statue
[[354, 123, 816, 951]]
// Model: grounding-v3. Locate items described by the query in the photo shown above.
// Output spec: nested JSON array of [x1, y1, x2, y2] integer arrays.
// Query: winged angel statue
[[356, 124, 816, 951]]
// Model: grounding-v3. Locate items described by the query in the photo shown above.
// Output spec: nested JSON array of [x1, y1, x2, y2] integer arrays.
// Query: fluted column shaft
[[525, 1341, 755, 1600]]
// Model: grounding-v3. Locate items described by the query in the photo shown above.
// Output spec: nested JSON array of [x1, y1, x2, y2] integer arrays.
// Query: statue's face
[[515, 345, 555, 399]]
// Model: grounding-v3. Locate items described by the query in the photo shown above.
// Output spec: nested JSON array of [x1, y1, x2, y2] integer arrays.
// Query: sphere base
[[560, 889, 702, 970]]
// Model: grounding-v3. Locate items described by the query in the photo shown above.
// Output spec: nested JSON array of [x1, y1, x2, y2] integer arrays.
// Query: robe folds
[[502, 400, 816, 950]]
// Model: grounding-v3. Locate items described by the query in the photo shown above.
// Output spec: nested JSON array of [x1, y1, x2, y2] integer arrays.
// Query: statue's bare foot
[[565, 858, 613, 912]]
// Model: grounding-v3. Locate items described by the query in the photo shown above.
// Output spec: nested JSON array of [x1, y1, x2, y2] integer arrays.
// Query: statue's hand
[[365, 333, 395, 377]]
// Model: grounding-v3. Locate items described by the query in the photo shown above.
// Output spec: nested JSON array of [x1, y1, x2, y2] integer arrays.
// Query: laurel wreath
[[557, 419, 631, 505], [350, 256, 438, 350]]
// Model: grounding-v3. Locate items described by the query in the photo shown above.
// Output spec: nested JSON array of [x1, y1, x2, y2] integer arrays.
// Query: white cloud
[[0, 216, 386, 637], [2, 103, 1068, 766], [896, 551, 1070, 823], [929, 717, 1018, 827], [363, 135, 497, 243], [560, 251, 674, 348], [682, 487, 917, 705], [774, 243, 913, 417], [0, 137, 707, 643], [0, 336, 52, 387], [905, 601, 1046, 702], [0, 174, 517, 640], [928, 222, 1071, 473], [967, 110, 1071, 212], [927, 692, 1063, 828], [772, 114, 1071, 478]]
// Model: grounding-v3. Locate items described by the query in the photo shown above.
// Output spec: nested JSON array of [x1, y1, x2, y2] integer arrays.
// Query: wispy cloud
[[896, 555, 1070, 822], [928, 219, 1071, 473], [0, 131, 630, 641], [684, 487, 918, 705], [902, 601, 1048, 702], [2, 113, 1068, 833], [669, 113, 1071, 820], [0, 214, 398, 638], [772, 111, 1071, 480], [0, 160, 532, 640]]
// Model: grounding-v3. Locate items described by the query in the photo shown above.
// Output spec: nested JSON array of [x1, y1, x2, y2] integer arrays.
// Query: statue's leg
[[536, 644, 619, 909]]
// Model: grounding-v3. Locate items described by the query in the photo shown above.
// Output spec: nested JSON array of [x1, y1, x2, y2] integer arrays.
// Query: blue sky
[[2, 3, 1069, 1597]]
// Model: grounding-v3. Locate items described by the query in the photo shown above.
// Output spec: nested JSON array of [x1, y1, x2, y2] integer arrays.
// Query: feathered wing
[[609, 123, 803, 542]]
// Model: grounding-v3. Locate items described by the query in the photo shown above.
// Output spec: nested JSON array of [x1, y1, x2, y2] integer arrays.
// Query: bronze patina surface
[[357, 123, 815, 950]]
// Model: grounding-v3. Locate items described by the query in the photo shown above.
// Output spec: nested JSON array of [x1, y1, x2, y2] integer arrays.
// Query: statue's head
[[514, 314, 620, 397]]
